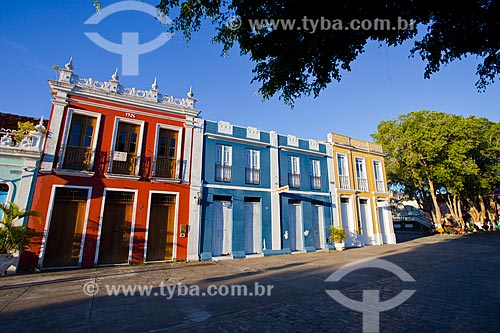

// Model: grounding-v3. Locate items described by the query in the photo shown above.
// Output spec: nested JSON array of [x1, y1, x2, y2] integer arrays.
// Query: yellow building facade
[[327, 133, 396, 247]]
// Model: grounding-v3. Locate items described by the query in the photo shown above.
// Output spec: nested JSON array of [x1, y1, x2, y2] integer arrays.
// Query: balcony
[[61, 146, 94, 171], [376, 180, 386, 192], [111, 152, 138, 176], [215, 163, 232, 182], [357, 178, 369, 192], [154, 156, 179, 179], [310, 175, 321, 190], [339, 175, 350, 189], [245, 167, 260, 185], [288, 172, 300, 188]]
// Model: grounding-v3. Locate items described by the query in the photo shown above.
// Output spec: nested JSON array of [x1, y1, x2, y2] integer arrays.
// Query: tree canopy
[[373, 111, 500, 225], [146, 1, 500, 106]]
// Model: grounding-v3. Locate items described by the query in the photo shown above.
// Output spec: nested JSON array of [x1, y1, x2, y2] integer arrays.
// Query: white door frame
[[39, 185, 92, 269], [212, 199, 233, 256], [94, 188, 138, 265], [244, 200, 262, 254], [143, 190, 180, 262], [359, 197, 374, 245]]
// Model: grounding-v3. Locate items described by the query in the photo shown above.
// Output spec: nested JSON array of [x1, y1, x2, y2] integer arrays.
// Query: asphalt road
[[1, 232, 499, 332]]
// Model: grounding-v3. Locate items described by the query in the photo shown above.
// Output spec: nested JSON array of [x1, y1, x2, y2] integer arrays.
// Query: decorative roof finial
[[35, 116, 46, 132], [111, 67, 119, 81], [151, 77, 158, 90], [65, 57, 73, 70], [187, 86, 194, 98]]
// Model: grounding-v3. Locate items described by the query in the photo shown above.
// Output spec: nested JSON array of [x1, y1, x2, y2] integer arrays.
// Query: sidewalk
[[1, 233, 499, 332]]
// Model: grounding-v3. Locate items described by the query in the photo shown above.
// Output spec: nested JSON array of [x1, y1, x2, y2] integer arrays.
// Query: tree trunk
[[428, 178, 442, 227], [467, 197, 481, 222], [479, 194, 487, 221], [457, 197, 464, 226]]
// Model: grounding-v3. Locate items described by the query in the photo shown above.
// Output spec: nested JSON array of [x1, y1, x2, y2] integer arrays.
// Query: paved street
[[1, 232, 499, 332]]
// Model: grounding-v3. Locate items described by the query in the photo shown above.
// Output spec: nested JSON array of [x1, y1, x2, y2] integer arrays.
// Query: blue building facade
[[0, 118, 46, 219], [199, 121, 274, 260], [198, 121, 334, 261], [276, 134, 333, 254]]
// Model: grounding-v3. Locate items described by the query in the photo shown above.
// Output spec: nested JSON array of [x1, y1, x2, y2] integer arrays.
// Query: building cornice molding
[[205, 133, 271, 147], [49, 80, 201, 118], [278, 145, 328, 157], [67, 98, 190, 125]]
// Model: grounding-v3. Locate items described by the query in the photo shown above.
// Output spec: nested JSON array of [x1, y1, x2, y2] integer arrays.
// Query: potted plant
[[329, 226, 347, 251], [0, 202, 40, 275]]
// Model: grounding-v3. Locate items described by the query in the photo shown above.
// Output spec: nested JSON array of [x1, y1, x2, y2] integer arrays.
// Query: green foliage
[[0, 202, 40, 254], [329, 226, 346, 243], [12, 121, 36, 143], [373, 111, 500, 223], [152, 1, 499, 106]]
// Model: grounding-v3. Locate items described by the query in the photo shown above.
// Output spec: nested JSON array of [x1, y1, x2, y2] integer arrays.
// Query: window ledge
[[373, 191, 390, 195], [150, 177, 182, 184], [54, 169, 95, 178], [104, 173, 141, 180]]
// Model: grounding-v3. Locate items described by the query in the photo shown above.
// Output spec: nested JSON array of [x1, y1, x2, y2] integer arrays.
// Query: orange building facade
[[20, 60, 203, 270]]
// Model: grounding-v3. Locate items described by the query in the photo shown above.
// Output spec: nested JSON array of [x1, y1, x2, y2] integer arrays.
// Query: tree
[[144, 1, 500, 106], [373, 111, 456, 224], [0, 202, 40, 255], [373, 111, 500, 226], [12, 121, 36, 143], [462, 119, 500, 221]]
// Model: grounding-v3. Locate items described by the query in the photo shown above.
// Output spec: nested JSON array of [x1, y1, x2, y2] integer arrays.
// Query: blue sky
[[1, 1, 498, 142]]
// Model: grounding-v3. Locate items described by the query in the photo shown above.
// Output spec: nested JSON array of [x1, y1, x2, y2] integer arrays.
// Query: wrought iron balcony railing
[[288, 172, 301, 188], [111, 152, 138, 175], [339, 175, 350, 189], [215, 163, 232, 182], [376, 180, 386, 192], [310, 175, 321, 190], [245, 167, 260, 185], [61, 146, 94, 171], [154, 156, 179, 179], [357, 178, 369, 192]]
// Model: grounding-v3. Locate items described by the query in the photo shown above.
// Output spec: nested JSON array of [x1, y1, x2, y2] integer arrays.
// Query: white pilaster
[[187, 118, 204, 261], [326, 144, 338, 227], [269, 131, 281, 250], [40, 90, 69, 172], [182, 116, 195, 183]]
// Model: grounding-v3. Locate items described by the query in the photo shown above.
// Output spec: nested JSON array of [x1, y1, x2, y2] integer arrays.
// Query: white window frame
[[246, 149, 260, 184], [152, 124, 183, 179], [0, 182, 14, 219], [246, 149, 260, 169], [288, 156, 300, 174], [373, 160, 385, 192], [310, 159, 320, 177], [373, 160, 384, 181], [57, 108, 102, 173], [337, 153, 348, 177], [215, 144, 232, 182], [355, 157, 367, 179], [355, 157, 368, 192], [310, 159, 321, 189], [108, 117, 145, 176], [216, 144, 232, 166]]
